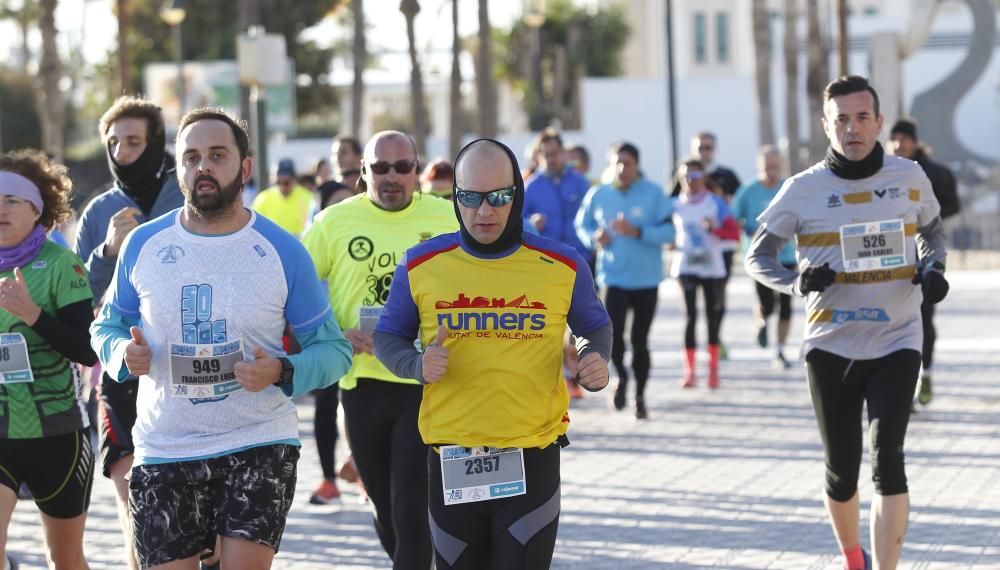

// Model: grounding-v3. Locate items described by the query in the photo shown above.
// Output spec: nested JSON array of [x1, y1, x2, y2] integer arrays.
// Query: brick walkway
[[8, 272, 1000, 569]]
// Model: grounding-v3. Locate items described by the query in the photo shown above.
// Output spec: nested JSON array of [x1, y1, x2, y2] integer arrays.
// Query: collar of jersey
[[175, 208, 256, 240], [363, 193, 422, 217], [457, 237, 520, 260]]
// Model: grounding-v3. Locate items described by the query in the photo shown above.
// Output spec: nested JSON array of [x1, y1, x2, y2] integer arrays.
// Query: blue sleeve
[[74, 201, 117, 303], [258, 220, 334, 334], [638, 188, 675, 245], [285, 315, 352, 397], [90, 301, 140, 382], [731, 187, 748, 225], [375, 263, 420, 340], [574, 187, 599, 250], [567, 255, 610, 335], [713, 194, 734, 223], [522, 180, 540, 225]]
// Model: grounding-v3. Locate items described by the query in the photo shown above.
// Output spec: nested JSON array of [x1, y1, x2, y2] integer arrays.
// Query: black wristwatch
[[275, 357, 294, 388]]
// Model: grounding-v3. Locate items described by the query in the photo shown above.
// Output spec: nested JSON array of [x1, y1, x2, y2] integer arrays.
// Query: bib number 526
[[862, 235, 886, 248]]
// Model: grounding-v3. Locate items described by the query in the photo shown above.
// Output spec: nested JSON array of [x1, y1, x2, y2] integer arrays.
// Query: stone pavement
[[8, 272, 1000, 569]]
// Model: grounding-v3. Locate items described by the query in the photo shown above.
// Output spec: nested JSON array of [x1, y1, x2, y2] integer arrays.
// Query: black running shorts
[[0, 428, 94, 518]]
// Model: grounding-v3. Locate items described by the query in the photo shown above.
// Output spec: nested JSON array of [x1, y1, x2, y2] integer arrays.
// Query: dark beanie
[[890, 119, 918, 141]]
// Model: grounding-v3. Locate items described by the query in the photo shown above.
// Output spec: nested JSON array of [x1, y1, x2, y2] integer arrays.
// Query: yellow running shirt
[[252, 185, 314, 237], [303, 193, 458, 389], [376, 232, 609, 449]]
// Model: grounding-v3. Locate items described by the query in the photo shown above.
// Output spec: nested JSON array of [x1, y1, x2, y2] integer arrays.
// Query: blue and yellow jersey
[[377, 232, 609, 449]]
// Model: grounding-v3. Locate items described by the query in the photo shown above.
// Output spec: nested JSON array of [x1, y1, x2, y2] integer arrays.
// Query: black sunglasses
[[454, 185, 516, 208], [366, 160, 418, 175]]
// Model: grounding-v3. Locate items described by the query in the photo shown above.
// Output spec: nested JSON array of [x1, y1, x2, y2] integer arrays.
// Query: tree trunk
[[752, 0, 775, 146], [37, 0, 64, 162], [117, 0, 130, 93], [448, 0, 462, 158], [805, 0, 829, 163], [783, 0, 801, 173], [401, 0, 427, 157], [476, 0, 497, 137], [351, 0, 366, 138], [837, 0, 849, 76]]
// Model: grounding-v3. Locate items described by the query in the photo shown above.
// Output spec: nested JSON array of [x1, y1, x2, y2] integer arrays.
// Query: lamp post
[[159, 0, 186, 116]]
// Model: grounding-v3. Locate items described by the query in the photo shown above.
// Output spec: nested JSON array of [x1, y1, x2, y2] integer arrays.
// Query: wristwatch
[[275, 357, 294, 388]]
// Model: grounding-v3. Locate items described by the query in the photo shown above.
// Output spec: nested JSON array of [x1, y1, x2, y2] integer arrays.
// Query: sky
[[0, 0, 526, 76]]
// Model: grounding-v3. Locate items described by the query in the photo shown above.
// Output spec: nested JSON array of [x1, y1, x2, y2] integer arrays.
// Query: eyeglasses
[[454, 186, 515, 208], [698, 145, 714, 152], [366, 160, 418, 175], [684, 171, 705, 182]]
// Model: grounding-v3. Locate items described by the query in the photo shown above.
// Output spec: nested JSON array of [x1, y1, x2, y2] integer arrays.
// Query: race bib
[[839, 219, 906, 273], [440, 445, 526, 505], [168, 339, 244, 399], [0, 333, 33, 383], [359, 306, 383, 335]]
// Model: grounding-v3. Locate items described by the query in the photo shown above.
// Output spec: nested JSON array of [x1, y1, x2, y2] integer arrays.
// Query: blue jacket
[[731, 178, 796, 265], [575, 177, 675, 289], [74, 175, 185, 303], [523, 166, 592, 261]]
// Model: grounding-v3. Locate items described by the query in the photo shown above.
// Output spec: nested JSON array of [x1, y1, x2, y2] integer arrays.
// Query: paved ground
[[8, 271, 1000, 569]]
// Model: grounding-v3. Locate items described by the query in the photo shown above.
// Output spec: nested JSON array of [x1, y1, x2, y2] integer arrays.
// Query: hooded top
[[106, 122, 170, 215], [452, 138, 525, 255]]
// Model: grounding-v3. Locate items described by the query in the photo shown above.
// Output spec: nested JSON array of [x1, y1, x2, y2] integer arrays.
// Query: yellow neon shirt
[[302, 193, 458, 389], [251, 185, 314, 236]]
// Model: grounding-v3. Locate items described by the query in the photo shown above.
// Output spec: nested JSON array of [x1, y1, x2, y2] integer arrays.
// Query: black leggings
[[313, 384, 340, 480], [678, 275, 722, 348], [428, 443, 560, 570], [805, 348, 921, 501], [342, 380, 432, 569], [921, 301, 935, 369], [755, 281, 792, 321], [604, 286, 658, 399]]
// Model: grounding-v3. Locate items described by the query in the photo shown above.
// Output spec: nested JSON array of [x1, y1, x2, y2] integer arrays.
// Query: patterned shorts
[[129, 444, 299, 569]]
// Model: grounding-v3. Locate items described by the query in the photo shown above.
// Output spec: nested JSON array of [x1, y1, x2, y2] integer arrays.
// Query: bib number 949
[[191, 359, 221, 374]]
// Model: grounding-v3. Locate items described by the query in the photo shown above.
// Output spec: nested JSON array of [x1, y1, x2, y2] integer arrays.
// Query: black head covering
[[106, 124, 168, 215], [452, 138, 524, 254]]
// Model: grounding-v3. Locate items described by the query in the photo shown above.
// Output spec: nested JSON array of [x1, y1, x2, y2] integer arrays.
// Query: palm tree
[[117, 0, 130, 93], [476, 0, 497, 138], [752, 0, 775, 146], [805, 0, 829, 162], [449, 0, 462, 158], [784, 0, 801, 173], [37, 0, 64, 161], [351, 0, 366, 137], [836, 0, 848, 76], [400, 0, 428, 157]]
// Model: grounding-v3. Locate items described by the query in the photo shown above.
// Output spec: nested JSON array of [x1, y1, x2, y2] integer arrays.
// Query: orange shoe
[[565, 376, 584, 399], [309, 479, 341, 504]]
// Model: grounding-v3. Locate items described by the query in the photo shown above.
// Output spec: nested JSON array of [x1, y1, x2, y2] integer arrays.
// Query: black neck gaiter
[[452, 139, 525, 255], [825, 142, 885, 180], [108, 128, 167, 215]]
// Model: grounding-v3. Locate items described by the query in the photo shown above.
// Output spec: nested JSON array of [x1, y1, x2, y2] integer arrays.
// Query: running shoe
[[917, 373, 933, 406], [565, 376, 584, 400], [679, 370, 696, 389], [612, 382, 627, 410], [773, 353, 790, 370], [756, 323, 768, 348], [634, 398, 648, 420], [309, 479, 341, 504]]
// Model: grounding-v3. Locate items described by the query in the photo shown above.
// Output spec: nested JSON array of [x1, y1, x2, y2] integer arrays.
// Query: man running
[[74, 95, 185, 570], [374, 138, 611, 568], [745, 75, 948, 570], [303, 130, 456, 569], [91, 108, 352, 570], [888, 118, 961, 406]]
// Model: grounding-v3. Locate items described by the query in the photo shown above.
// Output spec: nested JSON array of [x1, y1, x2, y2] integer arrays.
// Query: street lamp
[[160, 0, 186, 116]]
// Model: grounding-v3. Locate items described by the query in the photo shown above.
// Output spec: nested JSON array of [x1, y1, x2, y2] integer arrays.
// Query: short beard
[[181, 172, 243, 221]]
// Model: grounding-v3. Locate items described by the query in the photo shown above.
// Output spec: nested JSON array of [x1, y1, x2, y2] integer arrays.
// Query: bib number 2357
[[440, 446, 526, 506]]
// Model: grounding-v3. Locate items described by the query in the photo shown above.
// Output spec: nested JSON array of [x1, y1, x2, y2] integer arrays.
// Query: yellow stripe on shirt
[[797, 224, 916, 247]]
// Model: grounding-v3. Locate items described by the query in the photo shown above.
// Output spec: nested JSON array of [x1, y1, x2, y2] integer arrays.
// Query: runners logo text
[[435, 293, 547, 338]]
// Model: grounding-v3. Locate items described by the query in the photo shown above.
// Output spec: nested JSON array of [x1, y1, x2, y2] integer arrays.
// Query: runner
[[745, 75, 948, 570], [671, 159, 738, 389], [90, 108, 352, 570], [373, 138, 611, 568], [302, 130, 456, 569], [574, 141, 674, 418], [0, 149, 98, 570], [732, 145, 795, 369], [74, 94, 185, 570]]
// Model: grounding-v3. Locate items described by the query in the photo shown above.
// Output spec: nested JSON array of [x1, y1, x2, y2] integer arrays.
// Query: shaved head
[[455, 139, 514, 189]]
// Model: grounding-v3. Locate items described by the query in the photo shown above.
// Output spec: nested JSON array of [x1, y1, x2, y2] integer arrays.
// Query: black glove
[[797, 262, 837, 295], [912, 261, 949, 304]]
